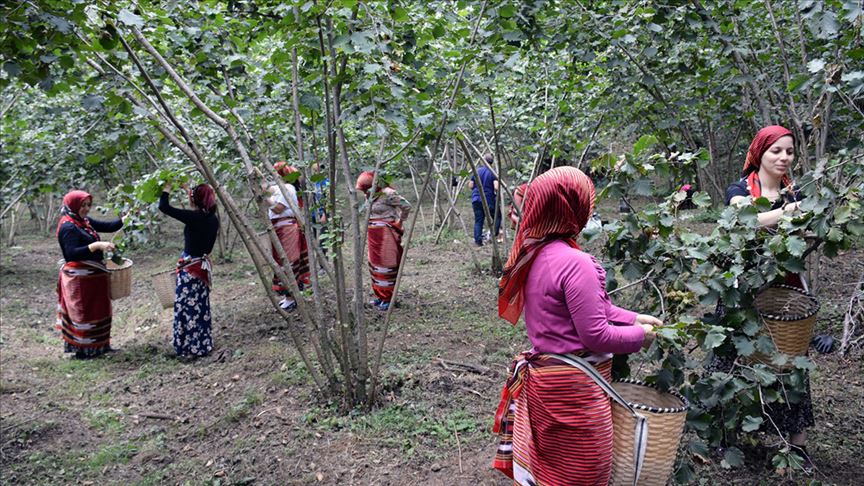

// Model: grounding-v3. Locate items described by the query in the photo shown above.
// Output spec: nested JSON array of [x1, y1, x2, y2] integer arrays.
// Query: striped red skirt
[[270, 217, 310, 294], [56, 261, 112, 357], [493, 353, 614, 485], [367, 219, 403, 302]]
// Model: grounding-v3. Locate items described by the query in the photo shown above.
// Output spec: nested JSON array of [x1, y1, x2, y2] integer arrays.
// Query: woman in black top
[[723, 125, 815, 470], [159, 183, 219, 358], [56, 190, 123, 358]]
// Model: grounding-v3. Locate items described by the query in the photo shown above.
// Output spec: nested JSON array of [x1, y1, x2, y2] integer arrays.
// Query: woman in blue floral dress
[[159, 183, 220, 358]]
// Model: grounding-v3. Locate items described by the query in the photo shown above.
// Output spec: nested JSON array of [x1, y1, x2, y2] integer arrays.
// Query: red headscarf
[[498, 167, 596, 324], [742, 125, 795, 199], [57, 190, 98, 239], [274, 162, 306, 209], [355, 171, 378, 194], [189, 184, 217, 214], [274, 161, 299, 180]]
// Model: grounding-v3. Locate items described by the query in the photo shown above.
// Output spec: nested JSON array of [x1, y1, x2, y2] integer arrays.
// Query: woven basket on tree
[[150, 269, 176, 309], [106, 258, 133, 300], [610, 379, 689, 486], [750, 284, 820, 367]]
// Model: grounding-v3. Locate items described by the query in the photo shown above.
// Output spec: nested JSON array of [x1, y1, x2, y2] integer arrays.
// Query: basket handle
[[550, 353, 648, 486]]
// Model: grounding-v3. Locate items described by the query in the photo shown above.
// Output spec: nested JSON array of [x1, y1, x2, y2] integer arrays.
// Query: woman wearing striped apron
[[56, 190, 123, 358], [356, 171, 411, 311], [267, 163, 310, 311], [493, 167, 660, 485]]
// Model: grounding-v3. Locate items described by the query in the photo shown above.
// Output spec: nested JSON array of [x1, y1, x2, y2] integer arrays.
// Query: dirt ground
[[1, 202, 862, 486]]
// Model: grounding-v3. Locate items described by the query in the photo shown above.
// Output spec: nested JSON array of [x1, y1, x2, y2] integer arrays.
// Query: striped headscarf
[[742, 125, 795, 199], [498, 167, 596, 324]]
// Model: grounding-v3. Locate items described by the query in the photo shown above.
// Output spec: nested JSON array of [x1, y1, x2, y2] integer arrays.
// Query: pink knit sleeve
[[560, 253, 645, 354]]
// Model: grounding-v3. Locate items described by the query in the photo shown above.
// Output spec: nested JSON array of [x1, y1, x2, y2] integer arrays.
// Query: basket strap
[[549, 353, 648, 486]]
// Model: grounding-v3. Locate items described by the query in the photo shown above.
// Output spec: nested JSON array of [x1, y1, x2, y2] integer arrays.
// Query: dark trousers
[[472, 200, 501, 244]]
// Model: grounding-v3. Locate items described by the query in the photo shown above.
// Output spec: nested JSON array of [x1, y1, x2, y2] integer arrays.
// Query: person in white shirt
[[266, 162, 310, 310]]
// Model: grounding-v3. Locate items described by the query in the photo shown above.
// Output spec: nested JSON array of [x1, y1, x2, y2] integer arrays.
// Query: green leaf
[[633, 134, 658, 156], [732, 335, 755, 356], [787, 73, 809, 91], [807, 58, 825, 73], [722, 447, 744, 468], [833, 205, 852, 224], [685, 281, 709, 296], [633, 178, 653, 196], [785, 235, 806, 257], [692, 191, 711, 208], [118, 9, 144, 28], [499, 4, 516, 17], [792, 356, 815, 371], [391, 6, 408, 22], [741, 415, 763, 432], [750, 366, 777, 386], [768, 234, 785, 254], [703, 328, 727, 349], [741, 319, 761, 337]]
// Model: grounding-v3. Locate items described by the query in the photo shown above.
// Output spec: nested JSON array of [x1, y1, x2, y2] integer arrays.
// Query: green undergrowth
[[22, 440, 140, 482], [30, 357, 111, 396], [223, 389, 264, 424], [84, 407, 126, 434], [303, 403, 479, 457]]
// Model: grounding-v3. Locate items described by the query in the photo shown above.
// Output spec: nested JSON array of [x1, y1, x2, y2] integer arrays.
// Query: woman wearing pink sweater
[[493, 167, 661, 485]]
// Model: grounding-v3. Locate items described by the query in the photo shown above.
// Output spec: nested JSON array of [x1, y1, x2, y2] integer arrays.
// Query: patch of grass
[[346, 404, 479, 454], [381, 346, 439, 369], [84, 441, 139, 469], [270, 358, 309, 387], [224, 389, 264, 423], [84, 407, 125, 434], [30, 357, 111, 395], [133, 468, 172, 486], [19, 441, 139, 480], [4, 419, 57, 443], [18, 327, 62, 346]]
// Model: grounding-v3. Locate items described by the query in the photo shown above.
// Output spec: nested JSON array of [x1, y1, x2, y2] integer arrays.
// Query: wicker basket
[[106, 258, 133, 300], [151, 269, 177, 309], [610, 379, 689, 486], [751, 285, 820, 367]]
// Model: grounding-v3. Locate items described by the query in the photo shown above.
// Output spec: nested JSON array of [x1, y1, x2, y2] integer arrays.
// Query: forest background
[[1, 0, 863, 484]]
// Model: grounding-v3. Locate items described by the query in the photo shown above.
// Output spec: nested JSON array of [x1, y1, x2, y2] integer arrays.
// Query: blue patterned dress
[[158, 190, 219, 358], [173, 263, 213, 357]]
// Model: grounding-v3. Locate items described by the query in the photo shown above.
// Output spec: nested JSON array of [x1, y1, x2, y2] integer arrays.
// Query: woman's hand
[[783, 201, 801, 213], [635, 314, 663, 327], [639, 323, 655, 349], [162, 182, 172, 193], [635, 314, 661, 349], [88, 241, 115, 252]]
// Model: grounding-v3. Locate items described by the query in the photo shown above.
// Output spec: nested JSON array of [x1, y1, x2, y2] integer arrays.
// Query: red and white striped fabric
[[56, 261, 112, 351], [367, 219, 403, 302], [494, 353, 614, 485], [270, 216, 310, 293]]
